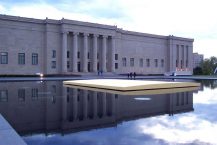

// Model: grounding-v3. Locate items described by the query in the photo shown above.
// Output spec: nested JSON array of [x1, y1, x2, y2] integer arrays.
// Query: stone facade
[[0, 14, 194, 75]]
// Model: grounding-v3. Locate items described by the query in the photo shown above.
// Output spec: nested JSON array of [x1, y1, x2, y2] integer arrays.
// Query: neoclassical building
[[0, 14, 194, 75]]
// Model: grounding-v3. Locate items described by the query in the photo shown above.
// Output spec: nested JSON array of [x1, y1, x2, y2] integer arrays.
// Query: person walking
[[133, 72, 136, 79]]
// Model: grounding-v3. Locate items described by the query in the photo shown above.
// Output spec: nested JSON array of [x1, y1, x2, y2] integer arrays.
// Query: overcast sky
[[0, 0, 216, 58]]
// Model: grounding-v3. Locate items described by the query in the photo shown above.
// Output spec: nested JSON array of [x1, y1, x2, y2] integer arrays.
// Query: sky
[[0, 0, 217, 58]]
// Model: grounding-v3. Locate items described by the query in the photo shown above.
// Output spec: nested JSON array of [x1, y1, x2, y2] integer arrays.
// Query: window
[[161, 59, 164, 67], [0, 90, 8, 102], [18, 89, 25, 102], [122, 57, 127, 67], [78, 51, 80, 59], [97, 53, 99, 59], [51, 61, 56, 68], [18, 53, 25, 65], [52, 50, 56, 58], [176, 60, 178, 67], [32, 53, 38, 65], [155, 59, 158, 67], [67, 51, 70, 58], [139, 58, 143, 67], [115, 54, 118, 60], [186, 60, 188, 68], [67, 61, 70, 68], [0, 52, 8, 64], [130, 58, 134, 67], [146, 59, 150, 67], [88, 52, 90, 59], [115, 63, 118, 69], [181, 60, 183, 68], [31, 88, 38, 100]]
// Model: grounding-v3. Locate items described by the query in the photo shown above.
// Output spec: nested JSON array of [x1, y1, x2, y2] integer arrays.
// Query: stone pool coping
[[0, 114, 27, 145], [63, 79, 200, 91]]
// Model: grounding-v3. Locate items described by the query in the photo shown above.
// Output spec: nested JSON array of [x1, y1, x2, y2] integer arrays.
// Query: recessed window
[[139, 58, 143, 67], [88, 52, 90, 59], [67, 61, 70, 68], [146, 59, 150, 67], [52, 50, 56, 58], [122, 57, 127, 67], [0, 52, 8, 64], [78, 51, 80, 59], [31, 88, 38, 100], [186, 60, 188, 68], [32, 53, 38, 65], [130, 58, 134, 67], [155, 59, 158, 67], [0, 90, 8, 102], [176, 60, 178, 67], [18, 53, 25, 65], [18, 89, 25, 102], [115, 63, 118, 69], [115, 54, 118, 60], [67, 51, 70, 58], [161, 59, 164, 67], [51, 61, 56, 68]]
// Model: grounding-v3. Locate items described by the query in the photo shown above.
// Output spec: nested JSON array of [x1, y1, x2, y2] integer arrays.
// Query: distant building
[[193, 53, 204, 68], [0, 14, 194, 75]]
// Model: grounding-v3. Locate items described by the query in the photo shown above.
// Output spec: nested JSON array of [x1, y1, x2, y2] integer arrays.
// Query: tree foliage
[[196, 56, 217, 75]]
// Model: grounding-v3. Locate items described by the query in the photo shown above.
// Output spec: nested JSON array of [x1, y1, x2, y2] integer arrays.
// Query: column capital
[[111, 35, 116, 39], [93, 34, 99, 37], [102, 35, 108, 38], [62, 31, 69, 34], [83, 33, 89, 37], [73, 32, 79, 36]]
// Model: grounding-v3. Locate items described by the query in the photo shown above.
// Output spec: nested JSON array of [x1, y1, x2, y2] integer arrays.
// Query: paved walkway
[[0, 114, 27, 145]]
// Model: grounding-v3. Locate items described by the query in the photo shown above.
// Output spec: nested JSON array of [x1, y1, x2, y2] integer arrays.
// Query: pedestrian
[[130, 72, 132, 79], [133, 72, 136, 79], [127, 73, 130, 79]]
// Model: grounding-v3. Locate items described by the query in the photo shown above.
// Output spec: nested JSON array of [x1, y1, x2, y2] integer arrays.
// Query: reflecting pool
[[0, 80, 217, 145]]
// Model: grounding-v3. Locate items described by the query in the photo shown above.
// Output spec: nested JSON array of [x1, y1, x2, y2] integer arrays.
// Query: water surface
[[0, 80, 217, 145]]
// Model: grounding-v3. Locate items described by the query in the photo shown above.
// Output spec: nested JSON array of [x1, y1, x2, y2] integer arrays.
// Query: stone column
[[62, 31, 68, 73], [188, 45, 193, 72], [183, 46, 186, 69], [93, 34, 98, 72], [102, 93, 106, 117], [111, 36, 115, 72], [82, 33, 88, 72], [102, 35, 107, 72], [111, 94, 115, 116], [93, 92, 98, 118], [83, 90, 88, 119], [72, 89, 78, 121], [62, 87, 67, 122], [72, 32, 78, 72]]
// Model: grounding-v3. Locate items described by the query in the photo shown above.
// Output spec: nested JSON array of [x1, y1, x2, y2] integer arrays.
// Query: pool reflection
[[0, 81, 195, 136]]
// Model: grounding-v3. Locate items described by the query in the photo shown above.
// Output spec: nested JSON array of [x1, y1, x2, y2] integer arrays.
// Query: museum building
[[0, 14, 194, 75]]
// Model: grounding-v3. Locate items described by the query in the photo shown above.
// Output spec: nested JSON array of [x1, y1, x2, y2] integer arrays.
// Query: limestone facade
[[0, 14, 194, 75]]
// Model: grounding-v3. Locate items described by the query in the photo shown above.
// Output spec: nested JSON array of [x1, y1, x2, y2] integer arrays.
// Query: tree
[[193, 66, 203, 75], [200, 56, 217, 75]]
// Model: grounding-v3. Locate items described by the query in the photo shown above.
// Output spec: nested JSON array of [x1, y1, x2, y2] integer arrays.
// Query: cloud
[[0, 0, 217, 58]]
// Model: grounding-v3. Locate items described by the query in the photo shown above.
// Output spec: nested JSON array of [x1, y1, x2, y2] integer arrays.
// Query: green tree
[[200, 56, 217, 75]]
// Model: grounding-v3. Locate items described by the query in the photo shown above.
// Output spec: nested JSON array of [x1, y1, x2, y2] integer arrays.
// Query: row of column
[[62, 88, 116, 122], [62, 31, 115, 73], [176, 45, 189, 69]]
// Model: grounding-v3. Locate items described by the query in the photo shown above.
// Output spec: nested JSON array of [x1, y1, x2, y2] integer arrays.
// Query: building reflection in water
[[0, 81, 195, 135]]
